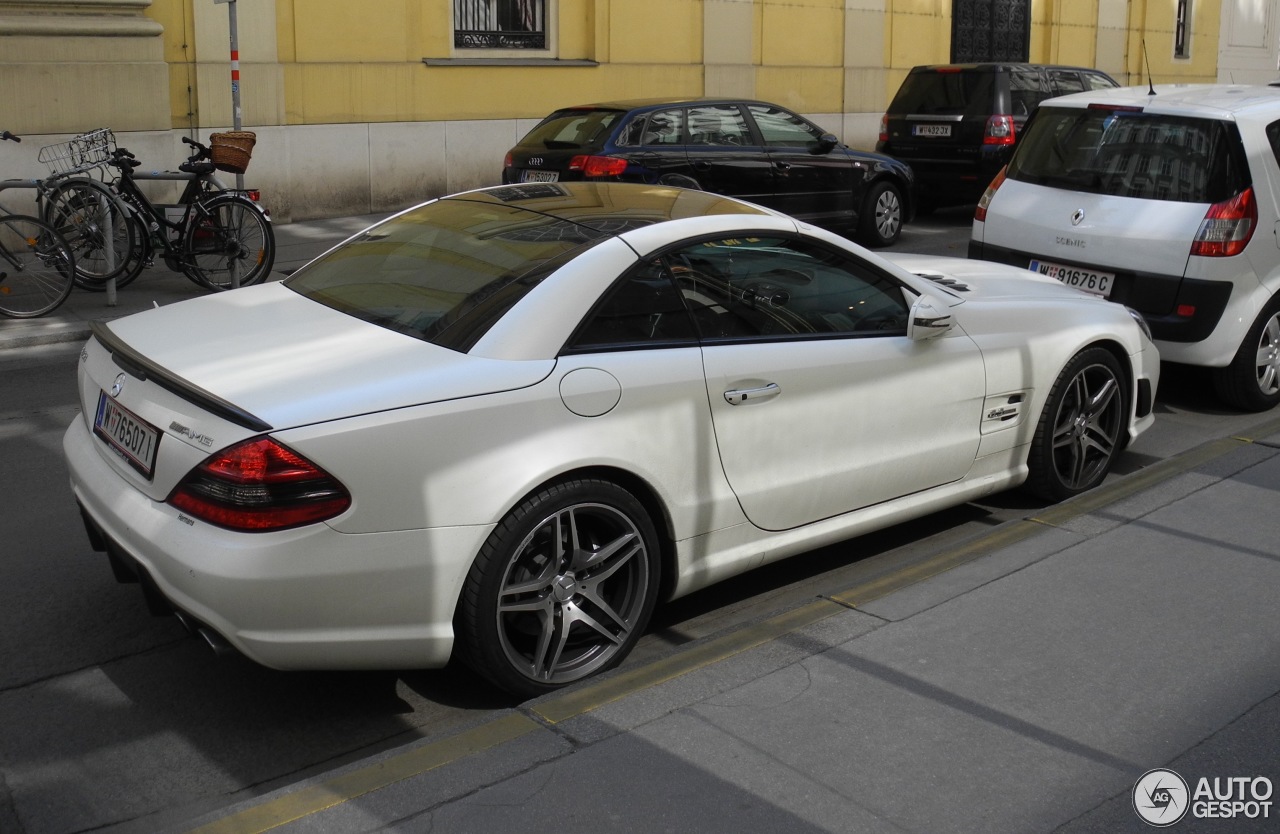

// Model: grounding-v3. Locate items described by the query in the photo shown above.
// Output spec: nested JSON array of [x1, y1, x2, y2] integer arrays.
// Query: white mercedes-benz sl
[[64, 182, 1158, 697]]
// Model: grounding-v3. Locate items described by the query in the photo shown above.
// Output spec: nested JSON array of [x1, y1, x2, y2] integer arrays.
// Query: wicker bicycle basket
[[209, 131, 256, 174]]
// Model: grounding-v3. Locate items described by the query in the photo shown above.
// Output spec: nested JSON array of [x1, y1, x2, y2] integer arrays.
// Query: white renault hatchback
[[971, 85, 1280, 411]]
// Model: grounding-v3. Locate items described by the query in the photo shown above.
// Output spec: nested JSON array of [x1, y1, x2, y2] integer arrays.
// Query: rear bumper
[[64, 418, 490, 671], [968, 239, 1233, 346]]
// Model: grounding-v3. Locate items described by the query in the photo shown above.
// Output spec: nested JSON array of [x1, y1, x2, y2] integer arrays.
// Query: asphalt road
[[0, 209, 1271, 834]]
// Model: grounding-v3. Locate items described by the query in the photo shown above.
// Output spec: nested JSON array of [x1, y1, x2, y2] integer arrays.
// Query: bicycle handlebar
[[0, 131, 20, 143]]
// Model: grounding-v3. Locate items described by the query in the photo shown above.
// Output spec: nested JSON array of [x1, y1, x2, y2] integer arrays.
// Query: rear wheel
[[855, 180, 903, 247], [0, 215, 75, 318], [1026, 348, 1127, 501], [454, 479, 661, 698], [180, 195, 275, 291], [1212, 295, 1280, 412], [43, 178, 135, 284]]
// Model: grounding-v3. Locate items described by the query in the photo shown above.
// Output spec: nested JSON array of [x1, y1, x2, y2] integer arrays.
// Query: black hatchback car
[[876, 63, 1118, 209], [502, 98, 915, 247]]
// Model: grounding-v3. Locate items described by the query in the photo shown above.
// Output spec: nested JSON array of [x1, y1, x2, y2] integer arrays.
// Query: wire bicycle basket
[[38, 128, 116, 176]]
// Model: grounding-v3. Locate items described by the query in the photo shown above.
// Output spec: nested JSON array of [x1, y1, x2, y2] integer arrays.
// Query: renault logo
[[1071, 208, 1086, 226], [110, 373, 125, 398]]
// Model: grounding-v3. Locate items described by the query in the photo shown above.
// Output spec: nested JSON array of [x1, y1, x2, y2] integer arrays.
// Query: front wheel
[[43, 178, 136, 284], [1026, 348, 1128, 501], [454, 479, 661, 698], [855, 180, 904, 247], [0, 215, 75, 318], [1212, 295, 1280, 412], [180, 195, 275, 291]]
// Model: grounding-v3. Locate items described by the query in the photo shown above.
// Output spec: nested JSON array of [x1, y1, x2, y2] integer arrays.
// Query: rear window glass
[[284, 199, 609, 352], [518, 109, 622, 151], [1007, 108, 1249, 203], [887, 71, 996, 116]]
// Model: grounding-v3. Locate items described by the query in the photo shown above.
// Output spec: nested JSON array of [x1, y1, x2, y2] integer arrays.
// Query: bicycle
[[50, 133, 274, 291], [0, 128, 133, 287], [0, 131, 77, 318]]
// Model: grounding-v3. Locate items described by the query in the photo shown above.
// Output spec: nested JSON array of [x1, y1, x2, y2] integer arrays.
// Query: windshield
[[518, 108, 623, 150], [1007, 107, 1249, 203], [284, 198, 610, 352]]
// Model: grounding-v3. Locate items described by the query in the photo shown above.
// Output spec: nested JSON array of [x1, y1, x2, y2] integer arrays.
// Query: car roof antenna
[[1142, 39, 1157, 96]]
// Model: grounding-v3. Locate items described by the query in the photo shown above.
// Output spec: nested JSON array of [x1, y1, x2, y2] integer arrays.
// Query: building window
[[455, 0, 546, 49], [1175, 0, 1192, 59]]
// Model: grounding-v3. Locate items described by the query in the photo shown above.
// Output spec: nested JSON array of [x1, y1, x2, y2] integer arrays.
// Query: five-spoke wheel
[[456, 479, 660, 698]]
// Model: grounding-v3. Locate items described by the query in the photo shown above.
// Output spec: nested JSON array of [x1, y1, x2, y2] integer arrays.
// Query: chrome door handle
[[724, 383, 780, 405]]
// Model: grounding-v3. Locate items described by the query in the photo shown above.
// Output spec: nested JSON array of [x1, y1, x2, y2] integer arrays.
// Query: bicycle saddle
[[179, 160, 217, 175]]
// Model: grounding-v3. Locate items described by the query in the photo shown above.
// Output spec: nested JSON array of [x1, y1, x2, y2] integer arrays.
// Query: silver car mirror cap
[[907, 295, 953, 341]]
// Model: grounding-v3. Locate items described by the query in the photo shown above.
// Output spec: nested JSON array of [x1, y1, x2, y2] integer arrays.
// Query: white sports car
[[64, 182, 1158, 697]]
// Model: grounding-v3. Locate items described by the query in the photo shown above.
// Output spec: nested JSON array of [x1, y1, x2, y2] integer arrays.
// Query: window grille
[[455, 0, 546, 49]]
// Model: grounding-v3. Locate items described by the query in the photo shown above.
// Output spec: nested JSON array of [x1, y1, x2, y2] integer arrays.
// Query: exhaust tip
[[198, 627, 235, 656]]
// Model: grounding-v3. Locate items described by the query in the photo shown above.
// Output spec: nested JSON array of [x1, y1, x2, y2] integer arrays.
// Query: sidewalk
[[0, 213, 390, 351], [167, 421, 1280, 834]]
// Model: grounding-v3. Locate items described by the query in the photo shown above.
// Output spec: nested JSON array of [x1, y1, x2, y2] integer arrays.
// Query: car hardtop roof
[[556, 97, 789, 114], [1040, 83, 1280, 120], [446, 181, 777, 224], [908, 62, 1109, 73]]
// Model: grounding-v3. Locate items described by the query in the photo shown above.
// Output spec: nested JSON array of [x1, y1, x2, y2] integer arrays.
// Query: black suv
[[502, 98, 916, 246], [876, 63, 1118, 209]]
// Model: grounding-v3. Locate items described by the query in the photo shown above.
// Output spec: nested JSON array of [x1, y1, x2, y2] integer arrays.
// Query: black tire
[[1212, 294, 1280, 412], [1026, 347, 1128, 501], [72, 215, 150, 292], [855, 180, 903, 247], [180, 195, 275, 291], [657, 173, 702, 190], [43, 178, 136, 284], [454, 479, 661, 698], [0, 215, 75, 318]]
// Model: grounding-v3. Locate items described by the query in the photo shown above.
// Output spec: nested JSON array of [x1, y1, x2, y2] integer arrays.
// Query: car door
[[682, 103, 776, 206], [746, 103, 855, 223], [666, 234, 987, 531], [616, 108, 701, 185]]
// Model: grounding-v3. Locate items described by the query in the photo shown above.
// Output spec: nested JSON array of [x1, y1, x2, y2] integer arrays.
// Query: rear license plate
[[521, 170, 559, 183], [912, 124, 952, 137], [93, 392, 160, 479], [1029, 259, 1115, 298]]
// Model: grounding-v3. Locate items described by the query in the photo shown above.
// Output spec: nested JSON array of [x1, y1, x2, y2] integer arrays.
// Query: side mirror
[[907, 295, 954, 341], [811, 133, 839, 155]]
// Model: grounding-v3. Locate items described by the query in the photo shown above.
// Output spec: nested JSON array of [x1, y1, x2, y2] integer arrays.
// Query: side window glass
[[747, 105, 823, 147], [1085, 72, 1118, 91], [618, 116, 646, 147], [640, 109, 685, 146], [663, 236, 909, 341], [1009, 70, 1045, 116], [1049, 70, 1086, 97], [567, 259, 697, 350], [1266, 120, 1280, 169], [687, 104, 752, 146]]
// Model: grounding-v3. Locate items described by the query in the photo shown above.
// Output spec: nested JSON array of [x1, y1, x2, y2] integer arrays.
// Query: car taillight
[[1191, 187, 1256, 257], [503, 152, 513, 168], [879, 114, 889, 144], [974, 166, 1007, 222], [569, 155, 628, 178], [984, 115, 1015, 146], [169, 437, 351, 532]]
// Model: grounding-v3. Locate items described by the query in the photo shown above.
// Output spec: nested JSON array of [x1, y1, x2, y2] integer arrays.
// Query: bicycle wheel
[[180, 194, 275, 291], [71, 214, 151, 292], [44, 178, 136, 285], [0, 214, 76, 318]]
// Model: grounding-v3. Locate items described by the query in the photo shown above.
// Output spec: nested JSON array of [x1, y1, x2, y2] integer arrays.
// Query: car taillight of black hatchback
[[168, 437, 351, 531]]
